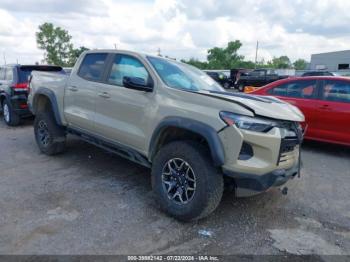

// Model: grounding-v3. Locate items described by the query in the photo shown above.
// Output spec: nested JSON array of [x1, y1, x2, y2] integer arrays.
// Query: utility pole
[[114, 43, 117, 49], [157, 47, 161, 56], [3, 53, 6, 65], [254, 41, 259, 69]]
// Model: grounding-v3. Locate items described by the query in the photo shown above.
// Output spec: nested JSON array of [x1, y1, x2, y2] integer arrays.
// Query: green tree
[[182, 41, 297, 71], [236, 60, 256, 69], [268, 56, 291, 69], [293, 59, 308, 70], [36, 23, 74, 66], [207, 40, 244, 69], [68, 46, 90, 67], [181, 58, 209, 70]]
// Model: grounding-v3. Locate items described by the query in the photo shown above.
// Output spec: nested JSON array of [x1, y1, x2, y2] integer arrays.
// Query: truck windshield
[[147, 56, 223, 92]]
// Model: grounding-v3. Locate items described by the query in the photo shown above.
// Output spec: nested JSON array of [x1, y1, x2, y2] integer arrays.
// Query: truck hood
[[198, 90, 305, 122]]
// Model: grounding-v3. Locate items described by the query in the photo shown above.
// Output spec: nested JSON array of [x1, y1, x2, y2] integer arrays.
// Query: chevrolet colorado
[[28, 50, 304, 221]]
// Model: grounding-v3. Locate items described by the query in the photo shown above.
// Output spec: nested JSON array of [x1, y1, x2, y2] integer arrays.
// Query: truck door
[[94, 54, 154, 152], [64, 53, 109, 132]]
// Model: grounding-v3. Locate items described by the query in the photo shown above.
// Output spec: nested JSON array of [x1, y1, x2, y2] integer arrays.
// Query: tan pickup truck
[[28, 50, 304, 221]]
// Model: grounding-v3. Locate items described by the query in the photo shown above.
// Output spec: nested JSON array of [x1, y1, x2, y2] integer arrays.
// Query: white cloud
[[0, 0, 349, 65]]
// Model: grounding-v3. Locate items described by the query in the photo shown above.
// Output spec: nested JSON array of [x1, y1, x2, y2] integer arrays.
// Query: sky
[[0, 0, 349, 64]]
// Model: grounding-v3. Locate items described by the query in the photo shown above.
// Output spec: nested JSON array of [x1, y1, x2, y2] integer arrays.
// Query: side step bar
[[67, 128, 151, 168]]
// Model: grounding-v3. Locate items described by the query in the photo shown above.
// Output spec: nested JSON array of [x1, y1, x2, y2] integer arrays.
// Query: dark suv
[[204, 70, 232, 89], [0, 64, 63, 126]]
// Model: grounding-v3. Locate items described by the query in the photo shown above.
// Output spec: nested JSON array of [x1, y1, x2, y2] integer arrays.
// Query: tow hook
[[280, 186, 288, 195]]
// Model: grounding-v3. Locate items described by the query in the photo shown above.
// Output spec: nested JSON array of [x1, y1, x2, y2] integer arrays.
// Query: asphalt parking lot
[[0, 118, 349, 256]]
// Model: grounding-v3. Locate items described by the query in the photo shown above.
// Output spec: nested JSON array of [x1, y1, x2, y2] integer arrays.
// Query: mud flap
[[297, 123, 307, 178]]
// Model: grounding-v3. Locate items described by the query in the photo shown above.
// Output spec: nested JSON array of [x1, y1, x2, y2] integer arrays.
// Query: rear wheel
[[152, 141, 223, 221], [34, 111, 66, 155], [223, 82, 230, 89], [2, 100, 20, 126]]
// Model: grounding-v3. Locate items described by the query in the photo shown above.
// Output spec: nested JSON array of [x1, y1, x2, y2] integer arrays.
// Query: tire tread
[[34, 110, 66, 155], [152, 140, 223, 221]]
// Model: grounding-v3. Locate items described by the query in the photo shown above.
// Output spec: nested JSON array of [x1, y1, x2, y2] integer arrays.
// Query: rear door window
[[78, 53, 108, 81], [268, 80, 317, 98], [322, 80, 350, 103]]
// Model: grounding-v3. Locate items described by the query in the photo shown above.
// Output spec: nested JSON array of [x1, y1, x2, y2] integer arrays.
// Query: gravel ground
[[0, 118, 349, 255]]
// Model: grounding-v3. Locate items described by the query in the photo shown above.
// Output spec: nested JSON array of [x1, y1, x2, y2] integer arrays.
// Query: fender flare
[[32, 87, 62, 126], [149, 117, 225, 166]]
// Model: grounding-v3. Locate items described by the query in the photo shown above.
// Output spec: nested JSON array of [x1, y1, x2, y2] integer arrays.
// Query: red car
[[251, 76, 350, 146]]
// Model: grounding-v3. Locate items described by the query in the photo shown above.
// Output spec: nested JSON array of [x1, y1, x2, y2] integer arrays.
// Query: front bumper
[[223, 162, 299, 197], [218, 124, 302, 197]]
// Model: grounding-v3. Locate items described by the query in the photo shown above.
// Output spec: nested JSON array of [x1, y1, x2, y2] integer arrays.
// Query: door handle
[[319, 104, 330, 110], [287, 100, 296, 105], [98, 92, 111, 99], [68, 86, 78, 92]]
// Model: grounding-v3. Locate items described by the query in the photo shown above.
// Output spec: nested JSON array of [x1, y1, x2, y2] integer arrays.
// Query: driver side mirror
[[123, 76, 153, 92]]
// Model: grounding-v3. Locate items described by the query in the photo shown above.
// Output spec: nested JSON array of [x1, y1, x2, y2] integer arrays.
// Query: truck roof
[[83, 49, 174, 62]]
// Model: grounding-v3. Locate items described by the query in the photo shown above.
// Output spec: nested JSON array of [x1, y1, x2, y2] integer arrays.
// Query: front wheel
[[238, 84, 245, 92], [34, 111, 66, 155], [152, 141, 223, 221]]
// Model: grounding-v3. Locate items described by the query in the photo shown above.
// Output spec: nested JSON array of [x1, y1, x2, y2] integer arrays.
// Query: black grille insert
[[238, 142, 254, 160]]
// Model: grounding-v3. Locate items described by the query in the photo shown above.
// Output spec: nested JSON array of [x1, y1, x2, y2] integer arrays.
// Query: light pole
[[254, 41, 259, 69]]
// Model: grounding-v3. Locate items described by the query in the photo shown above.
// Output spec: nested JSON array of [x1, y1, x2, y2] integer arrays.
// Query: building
[[310, 50, 350, 71]]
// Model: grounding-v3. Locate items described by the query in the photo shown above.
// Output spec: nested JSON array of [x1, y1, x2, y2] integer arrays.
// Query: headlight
[[219, 111, 278, 133]]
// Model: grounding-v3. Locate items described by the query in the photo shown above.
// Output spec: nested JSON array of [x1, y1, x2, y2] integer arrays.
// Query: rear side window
[[78, 53, 108, 81], [250, 70, 265, 77], [268, 80, 317, 98], [0, 67, 5, 80], [322, 80, 350, 103], [5, 68, 13, 81]]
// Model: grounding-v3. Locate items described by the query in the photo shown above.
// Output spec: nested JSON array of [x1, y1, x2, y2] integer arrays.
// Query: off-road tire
[[34, 111, 66, 155], [2, 100, 20, 126], [152, 141, 224, 221]]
